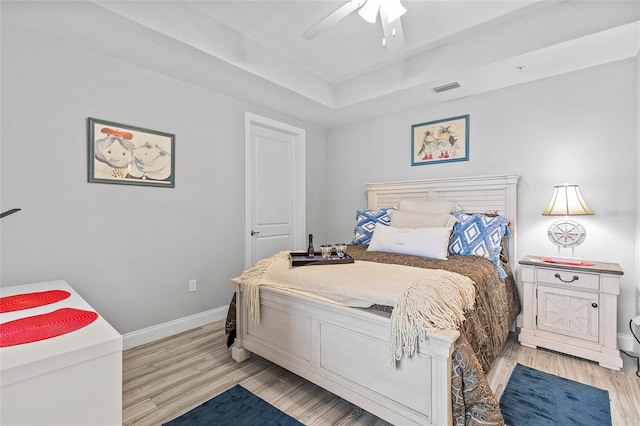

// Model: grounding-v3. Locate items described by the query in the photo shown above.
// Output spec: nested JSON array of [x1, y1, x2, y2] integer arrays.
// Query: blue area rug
[[499, 363, 612, 426], [163, 384, 303, 426]]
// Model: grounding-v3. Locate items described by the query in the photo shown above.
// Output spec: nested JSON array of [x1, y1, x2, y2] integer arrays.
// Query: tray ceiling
[[2, 1, 638, 128]]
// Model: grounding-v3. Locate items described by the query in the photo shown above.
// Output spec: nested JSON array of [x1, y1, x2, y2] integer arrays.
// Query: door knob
[[251, 230, 260, 236]]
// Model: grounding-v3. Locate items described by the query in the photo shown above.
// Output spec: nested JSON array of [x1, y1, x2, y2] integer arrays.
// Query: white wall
[[1, 4, 637, 353], [0, 22, 328, 335], [326, 59, 638, 349]]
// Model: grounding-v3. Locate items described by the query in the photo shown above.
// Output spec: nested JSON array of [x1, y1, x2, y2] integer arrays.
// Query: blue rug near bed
[[499, 363, 612, 426], [163, 384, 303, 426]]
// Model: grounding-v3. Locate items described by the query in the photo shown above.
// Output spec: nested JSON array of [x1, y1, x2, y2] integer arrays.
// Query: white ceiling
[[2, 1, 639, 128]]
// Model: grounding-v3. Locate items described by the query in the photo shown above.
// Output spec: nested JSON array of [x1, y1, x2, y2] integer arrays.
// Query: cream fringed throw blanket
[[231, 251, 476, 363]]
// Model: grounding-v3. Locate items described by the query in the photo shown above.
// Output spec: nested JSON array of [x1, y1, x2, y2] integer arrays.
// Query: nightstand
[[519, 255, 623, 370]]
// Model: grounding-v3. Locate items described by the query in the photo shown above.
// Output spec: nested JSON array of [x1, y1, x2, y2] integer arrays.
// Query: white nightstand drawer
[[536, 268, 599, 290]]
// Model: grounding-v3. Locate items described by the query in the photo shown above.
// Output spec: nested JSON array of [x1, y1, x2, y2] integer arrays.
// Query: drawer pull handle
[[554, 273, 579, 283], [591, 303, 598, 308]]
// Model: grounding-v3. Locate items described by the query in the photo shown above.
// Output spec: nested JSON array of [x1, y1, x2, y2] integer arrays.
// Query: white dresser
[[1, 280, 122, 425], [518, 256, 623, 370]]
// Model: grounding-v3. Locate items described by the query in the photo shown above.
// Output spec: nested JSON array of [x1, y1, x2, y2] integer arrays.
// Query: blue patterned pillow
[[352, 208, 393, 245], [449, 212, 511, 278]]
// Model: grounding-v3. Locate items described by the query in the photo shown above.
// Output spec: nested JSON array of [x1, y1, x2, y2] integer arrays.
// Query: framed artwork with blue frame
[[411, 115, 469, 166]]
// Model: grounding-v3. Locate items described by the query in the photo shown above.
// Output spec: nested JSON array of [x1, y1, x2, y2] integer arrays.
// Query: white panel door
[[245, 113, 305, 268]]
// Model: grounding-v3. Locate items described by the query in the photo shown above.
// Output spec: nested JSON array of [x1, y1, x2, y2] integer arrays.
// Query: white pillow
[[397, 199, 457, 214], [388, 210, 458, 229], [367, 224, 450, 260]]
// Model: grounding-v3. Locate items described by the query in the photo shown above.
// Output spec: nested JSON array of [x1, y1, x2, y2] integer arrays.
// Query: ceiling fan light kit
[[384, 0, 407, 23], [359, 0, 406, 24], [303, 0, 406, 52], [358, 0, 380, 23]]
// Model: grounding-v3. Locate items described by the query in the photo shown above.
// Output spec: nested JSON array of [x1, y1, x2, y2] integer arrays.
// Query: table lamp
[[541, 184, 594, 264]]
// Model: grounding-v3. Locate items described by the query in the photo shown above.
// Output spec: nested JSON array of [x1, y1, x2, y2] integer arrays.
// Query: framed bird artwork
[[411, 115, 469, 166]]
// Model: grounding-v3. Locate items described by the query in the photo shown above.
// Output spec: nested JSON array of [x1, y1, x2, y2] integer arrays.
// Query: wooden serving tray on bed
[[289, 251, 354, 266]]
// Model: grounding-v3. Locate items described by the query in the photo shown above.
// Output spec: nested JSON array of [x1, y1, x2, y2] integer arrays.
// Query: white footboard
[[232, 284, 458, 426]]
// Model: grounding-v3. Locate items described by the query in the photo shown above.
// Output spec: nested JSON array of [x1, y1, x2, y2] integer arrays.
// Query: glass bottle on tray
[[307, 234, 315, 258]]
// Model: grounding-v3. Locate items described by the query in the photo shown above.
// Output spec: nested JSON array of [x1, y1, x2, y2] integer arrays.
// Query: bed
[[228, 174, 520, 426]]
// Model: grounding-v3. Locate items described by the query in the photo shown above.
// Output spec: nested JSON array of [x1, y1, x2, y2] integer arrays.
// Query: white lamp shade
[[541, 184, 594, 216]]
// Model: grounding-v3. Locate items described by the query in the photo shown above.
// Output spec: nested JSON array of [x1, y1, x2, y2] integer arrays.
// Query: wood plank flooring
[[123, 321, 640, 425]]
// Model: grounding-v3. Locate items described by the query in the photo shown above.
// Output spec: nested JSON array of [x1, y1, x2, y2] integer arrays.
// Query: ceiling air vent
[[431, 81, 461, 94]]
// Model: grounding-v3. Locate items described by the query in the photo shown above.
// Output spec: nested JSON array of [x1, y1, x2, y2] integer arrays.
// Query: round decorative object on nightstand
[[547, 219, 586, 248]]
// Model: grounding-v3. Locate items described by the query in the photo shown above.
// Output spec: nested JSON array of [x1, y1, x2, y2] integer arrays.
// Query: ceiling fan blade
[[302, 0, 366, 40], [380, 8, 405, 52]]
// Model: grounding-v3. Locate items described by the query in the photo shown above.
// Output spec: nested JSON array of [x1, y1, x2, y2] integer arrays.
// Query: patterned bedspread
[[225, 245, 521, 426]]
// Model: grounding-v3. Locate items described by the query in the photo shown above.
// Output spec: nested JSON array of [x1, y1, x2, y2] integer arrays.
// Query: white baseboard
[[516, 313, 523, 329], [619, 332, 636, 353], [122, 305, 229, 350]]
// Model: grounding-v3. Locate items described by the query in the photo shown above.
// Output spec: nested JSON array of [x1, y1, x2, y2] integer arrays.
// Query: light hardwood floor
[[123, 321, 640, 425]]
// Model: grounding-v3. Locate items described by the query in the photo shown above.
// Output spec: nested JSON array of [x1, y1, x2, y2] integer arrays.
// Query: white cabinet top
[[1, 280, 122, 386], [519, 256, 623, 276]]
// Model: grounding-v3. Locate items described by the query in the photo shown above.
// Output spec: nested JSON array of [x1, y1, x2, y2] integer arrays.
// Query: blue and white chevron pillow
[[352, 208, 393, 245], [449, 212, 511, 277]]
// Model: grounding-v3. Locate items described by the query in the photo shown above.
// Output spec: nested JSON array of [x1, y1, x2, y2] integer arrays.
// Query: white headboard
[[366, 174, 520, 271]]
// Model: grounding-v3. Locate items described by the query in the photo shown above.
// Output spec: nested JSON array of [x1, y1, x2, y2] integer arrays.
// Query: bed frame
[[232, 174, 519, 426]]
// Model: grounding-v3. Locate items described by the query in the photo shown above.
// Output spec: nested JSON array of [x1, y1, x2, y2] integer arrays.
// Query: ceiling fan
[[302, 0, 407, 52]]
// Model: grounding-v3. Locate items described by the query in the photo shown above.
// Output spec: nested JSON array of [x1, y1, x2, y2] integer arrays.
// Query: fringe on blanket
[[390, 273, 475, 361], [231, 251, 290, 325]]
